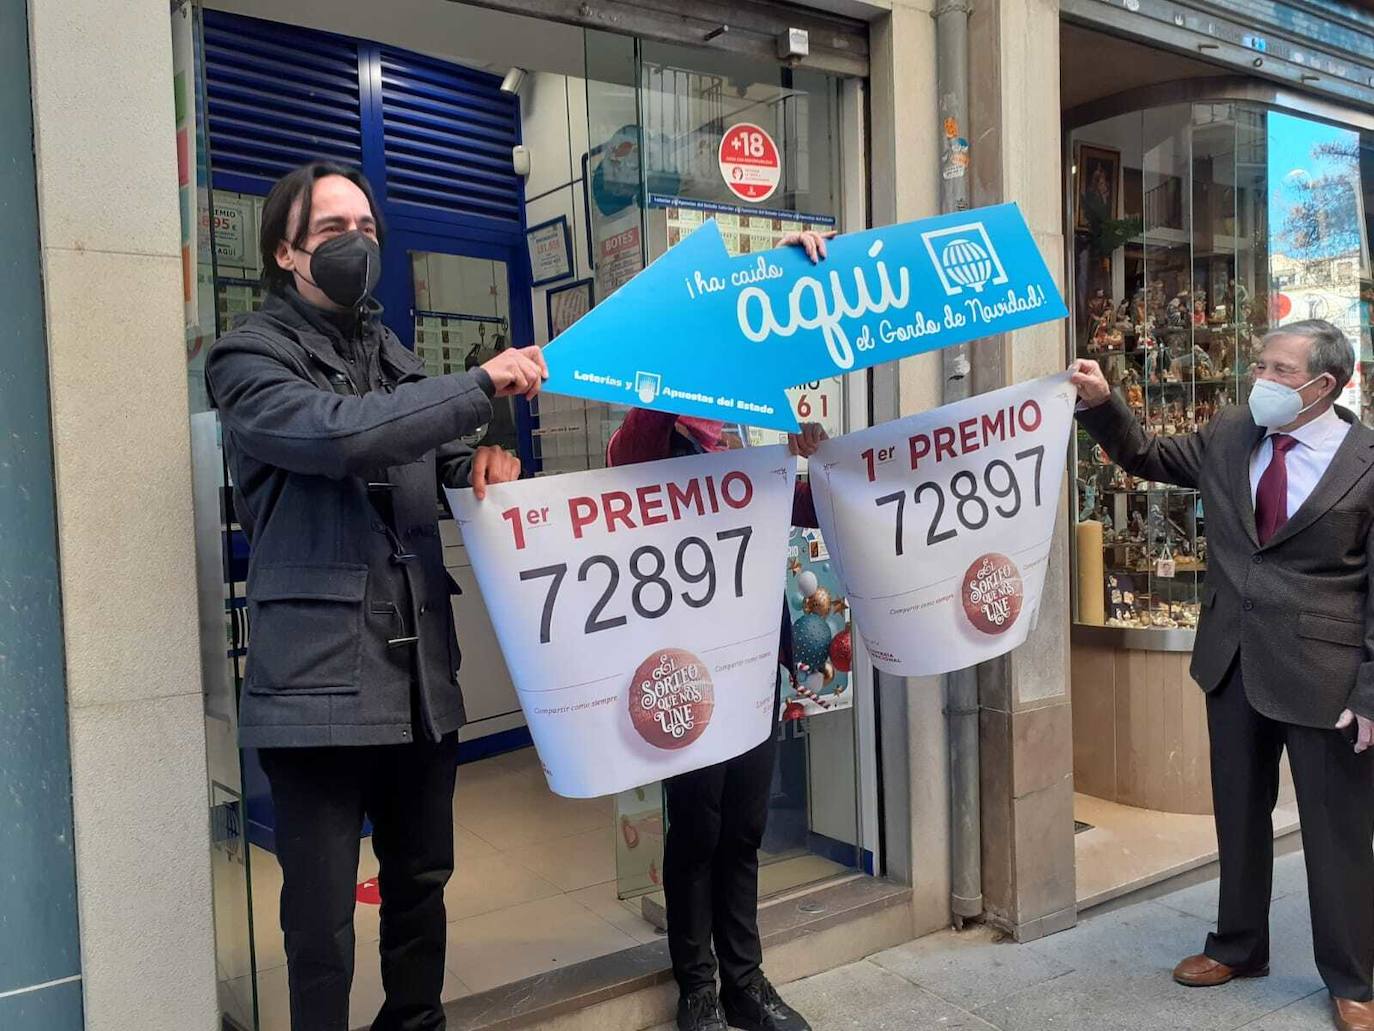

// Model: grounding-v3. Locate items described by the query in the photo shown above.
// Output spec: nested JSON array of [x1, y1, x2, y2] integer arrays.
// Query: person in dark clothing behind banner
[[605, 224, 833, 1031], [205, 162, 547, 1031]]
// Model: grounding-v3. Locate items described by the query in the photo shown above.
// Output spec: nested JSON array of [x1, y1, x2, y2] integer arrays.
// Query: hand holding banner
[[447, 446, 796, 798], [541, 203, 1068, 431], [808, 373, 1076, 676]]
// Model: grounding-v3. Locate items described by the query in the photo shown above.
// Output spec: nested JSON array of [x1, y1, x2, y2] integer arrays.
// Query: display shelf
[[1070, 102, 1269, 637], [1105, 564, 1208, 574], [1138, 378, 1239, 390], [1097, 487, 1200, 496], [1071, 623, 1196, 653]]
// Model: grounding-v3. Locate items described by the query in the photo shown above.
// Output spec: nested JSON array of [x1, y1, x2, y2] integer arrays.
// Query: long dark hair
[[258, 161, 385, 291]]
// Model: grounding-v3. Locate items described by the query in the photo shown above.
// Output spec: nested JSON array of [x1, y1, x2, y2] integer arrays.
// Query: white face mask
[[1247, 375, 1325, 429]]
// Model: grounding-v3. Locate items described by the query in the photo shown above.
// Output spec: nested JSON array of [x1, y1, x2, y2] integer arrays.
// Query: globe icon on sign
[[941, 238, 995, 293]]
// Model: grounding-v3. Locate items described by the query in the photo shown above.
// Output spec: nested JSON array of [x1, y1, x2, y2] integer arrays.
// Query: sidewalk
[[675, 851, 1336, 1030]]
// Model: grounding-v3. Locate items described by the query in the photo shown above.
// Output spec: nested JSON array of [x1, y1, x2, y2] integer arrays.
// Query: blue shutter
[[202, 11, 364, 189], [377, 48, 523, 227], [200, 13, 524, 234]]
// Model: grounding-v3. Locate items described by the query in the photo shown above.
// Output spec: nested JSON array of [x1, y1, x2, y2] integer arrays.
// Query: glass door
[[410, 250, 520, 455], [185, 6, 261, 1020], [580, 30, 868, 906], [404, 244, 529, 746]]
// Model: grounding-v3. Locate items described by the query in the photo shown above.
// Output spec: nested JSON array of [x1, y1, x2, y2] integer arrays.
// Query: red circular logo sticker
[[629, 648, 714, 749], [961, 554, 1024, 635], [719, 123, 781, 203]]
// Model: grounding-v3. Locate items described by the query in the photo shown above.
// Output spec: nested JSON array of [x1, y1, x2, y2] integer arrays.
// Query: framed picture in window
[[1074, 143, 1120, 231], [526, 215, 575, 286], [547, 277, 594, 339]]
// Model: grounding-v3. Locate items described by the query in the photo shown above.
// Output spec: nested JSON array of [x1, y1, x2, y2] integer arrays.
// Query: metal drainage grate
[[1074, 820, 1095, 834]]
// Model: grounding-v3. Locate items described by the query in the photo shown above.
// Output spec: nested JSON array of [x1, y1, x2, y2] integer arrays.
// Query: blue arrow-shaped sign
[[543, 202, 1068, 431]]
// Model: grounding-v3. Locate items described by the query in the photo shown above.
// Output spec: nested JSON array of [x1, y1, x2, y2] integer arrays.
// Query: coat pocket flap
[[1297, 612, 1364, 648], [251, 563, 368, 603]]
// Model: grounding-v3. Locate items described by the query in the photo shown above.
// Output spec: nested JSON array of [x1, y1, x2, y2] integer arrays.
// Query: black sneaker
[[721, 978, 811, 1031], [677, 986, 728, 1031]]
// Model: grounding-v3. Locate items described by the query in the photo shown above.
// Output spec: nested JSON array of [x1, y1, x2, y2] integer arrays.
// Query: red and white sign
[[719, 123, 782, 203], [446, 446, 796, 797], [808, 373, 1076, 676]]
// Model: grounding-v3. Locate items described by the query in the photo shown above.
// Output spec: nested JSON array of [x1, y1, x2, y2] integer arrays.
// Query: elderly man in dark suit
[[1072, 319, 1374, 1031]]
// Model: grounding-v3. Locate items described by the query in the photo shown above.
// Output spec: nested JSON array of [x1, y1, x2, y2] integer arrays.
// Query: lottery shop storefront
[[179, 3, 889, 1028]]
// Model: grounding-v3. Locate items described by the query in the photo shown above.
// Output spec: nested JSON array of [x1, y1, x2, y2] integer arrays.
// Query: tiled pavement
[[657, 851, 1342, 1030]]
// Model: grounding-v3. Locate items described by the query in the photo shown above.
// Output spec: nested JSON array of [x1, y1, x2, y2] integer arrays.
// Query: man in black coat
[[206, 162, 547, 1030], [1072, 319, 1374, 1031]]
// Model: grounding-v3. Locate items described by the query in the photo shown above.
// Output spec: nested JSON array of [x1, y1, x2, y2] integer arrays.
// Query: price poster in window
[[447, 445, 795, 798], [809, 372, 1075, 676]]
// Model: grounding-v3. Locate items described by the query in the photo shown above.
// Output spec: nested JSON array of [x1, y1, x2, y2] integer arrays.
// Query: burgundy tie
[[1255, 433, 1299, 545]]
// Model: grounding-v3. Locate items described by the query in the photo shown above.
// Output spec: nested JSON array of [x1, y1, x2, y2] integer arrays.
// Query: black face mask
[[296, 231, 381, 309]]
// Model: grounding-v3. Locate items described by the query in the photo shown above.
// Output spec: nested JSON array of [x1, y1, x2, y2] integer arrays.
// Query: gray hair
[[1263, 319, 1355, 401]]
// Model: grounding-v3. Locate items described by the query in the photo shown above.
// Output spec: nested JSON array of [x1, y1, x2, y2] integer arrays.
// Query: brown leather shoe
[[1172, 953, 1269, 987], [1334, 997, 1374, 1031]]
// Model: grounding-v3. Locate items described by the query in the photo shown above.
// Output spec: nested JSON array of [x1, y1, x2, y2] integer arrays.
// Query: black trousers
[[662, 698, 780, 996], [258, 733, 460, 1031], [1204, 666, 1374, 1000]]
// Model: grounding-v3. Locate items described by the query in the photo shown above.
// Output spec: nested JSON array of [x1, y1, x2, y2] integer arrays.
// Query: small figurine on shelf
[[1092, 298, 1125, 350], [1164, 351, 1184, 383], [1106, 573, 1140, 626], [1148, 277, 1167, 318], [1147, 502, 1166, 537], [1078, 479, 1098, 520], [1115, 299, 1134, 340], [1166, 295, 1187, 329], [1136, 318, 1157, 352], [1149, 608, 1177, 628], [1122, 367, 1144, 410], [1084, 291, 1112, 353], [1086, 307, 1115, 355], [1194, 399, 1213, 430], [1170, 342, 1215, 382], [1212, 334, 1236, 379], [1228, 279, 1250, 326], [1169, 401, 1188, 435], [1192, 290, 1208, 327], [1132, 289, 1149, 331], [1086, 289, 1112, 326], [1144, 339, 1170, 384]]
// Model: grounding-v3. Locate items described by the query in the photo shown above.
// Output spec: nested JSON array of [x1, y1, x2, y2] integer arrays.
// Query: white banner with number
[[448, 446, 796, 798], [809, 372, 1075, 676]]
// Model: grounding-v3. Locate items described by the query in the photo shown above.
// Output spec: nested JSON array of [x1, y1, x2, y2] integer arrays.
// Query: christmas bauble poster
[[782, 525, 853, 717]]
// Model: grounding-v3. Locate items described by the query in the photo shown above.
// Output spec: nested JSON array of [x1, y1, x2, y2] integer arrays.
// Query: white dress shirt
[[1248, 404, 1350, 515]]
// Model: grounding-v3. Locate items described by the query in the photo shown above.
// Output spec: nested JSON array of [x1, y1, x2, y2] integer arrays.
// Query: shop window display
[[1070, 101, 1374, 632]]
